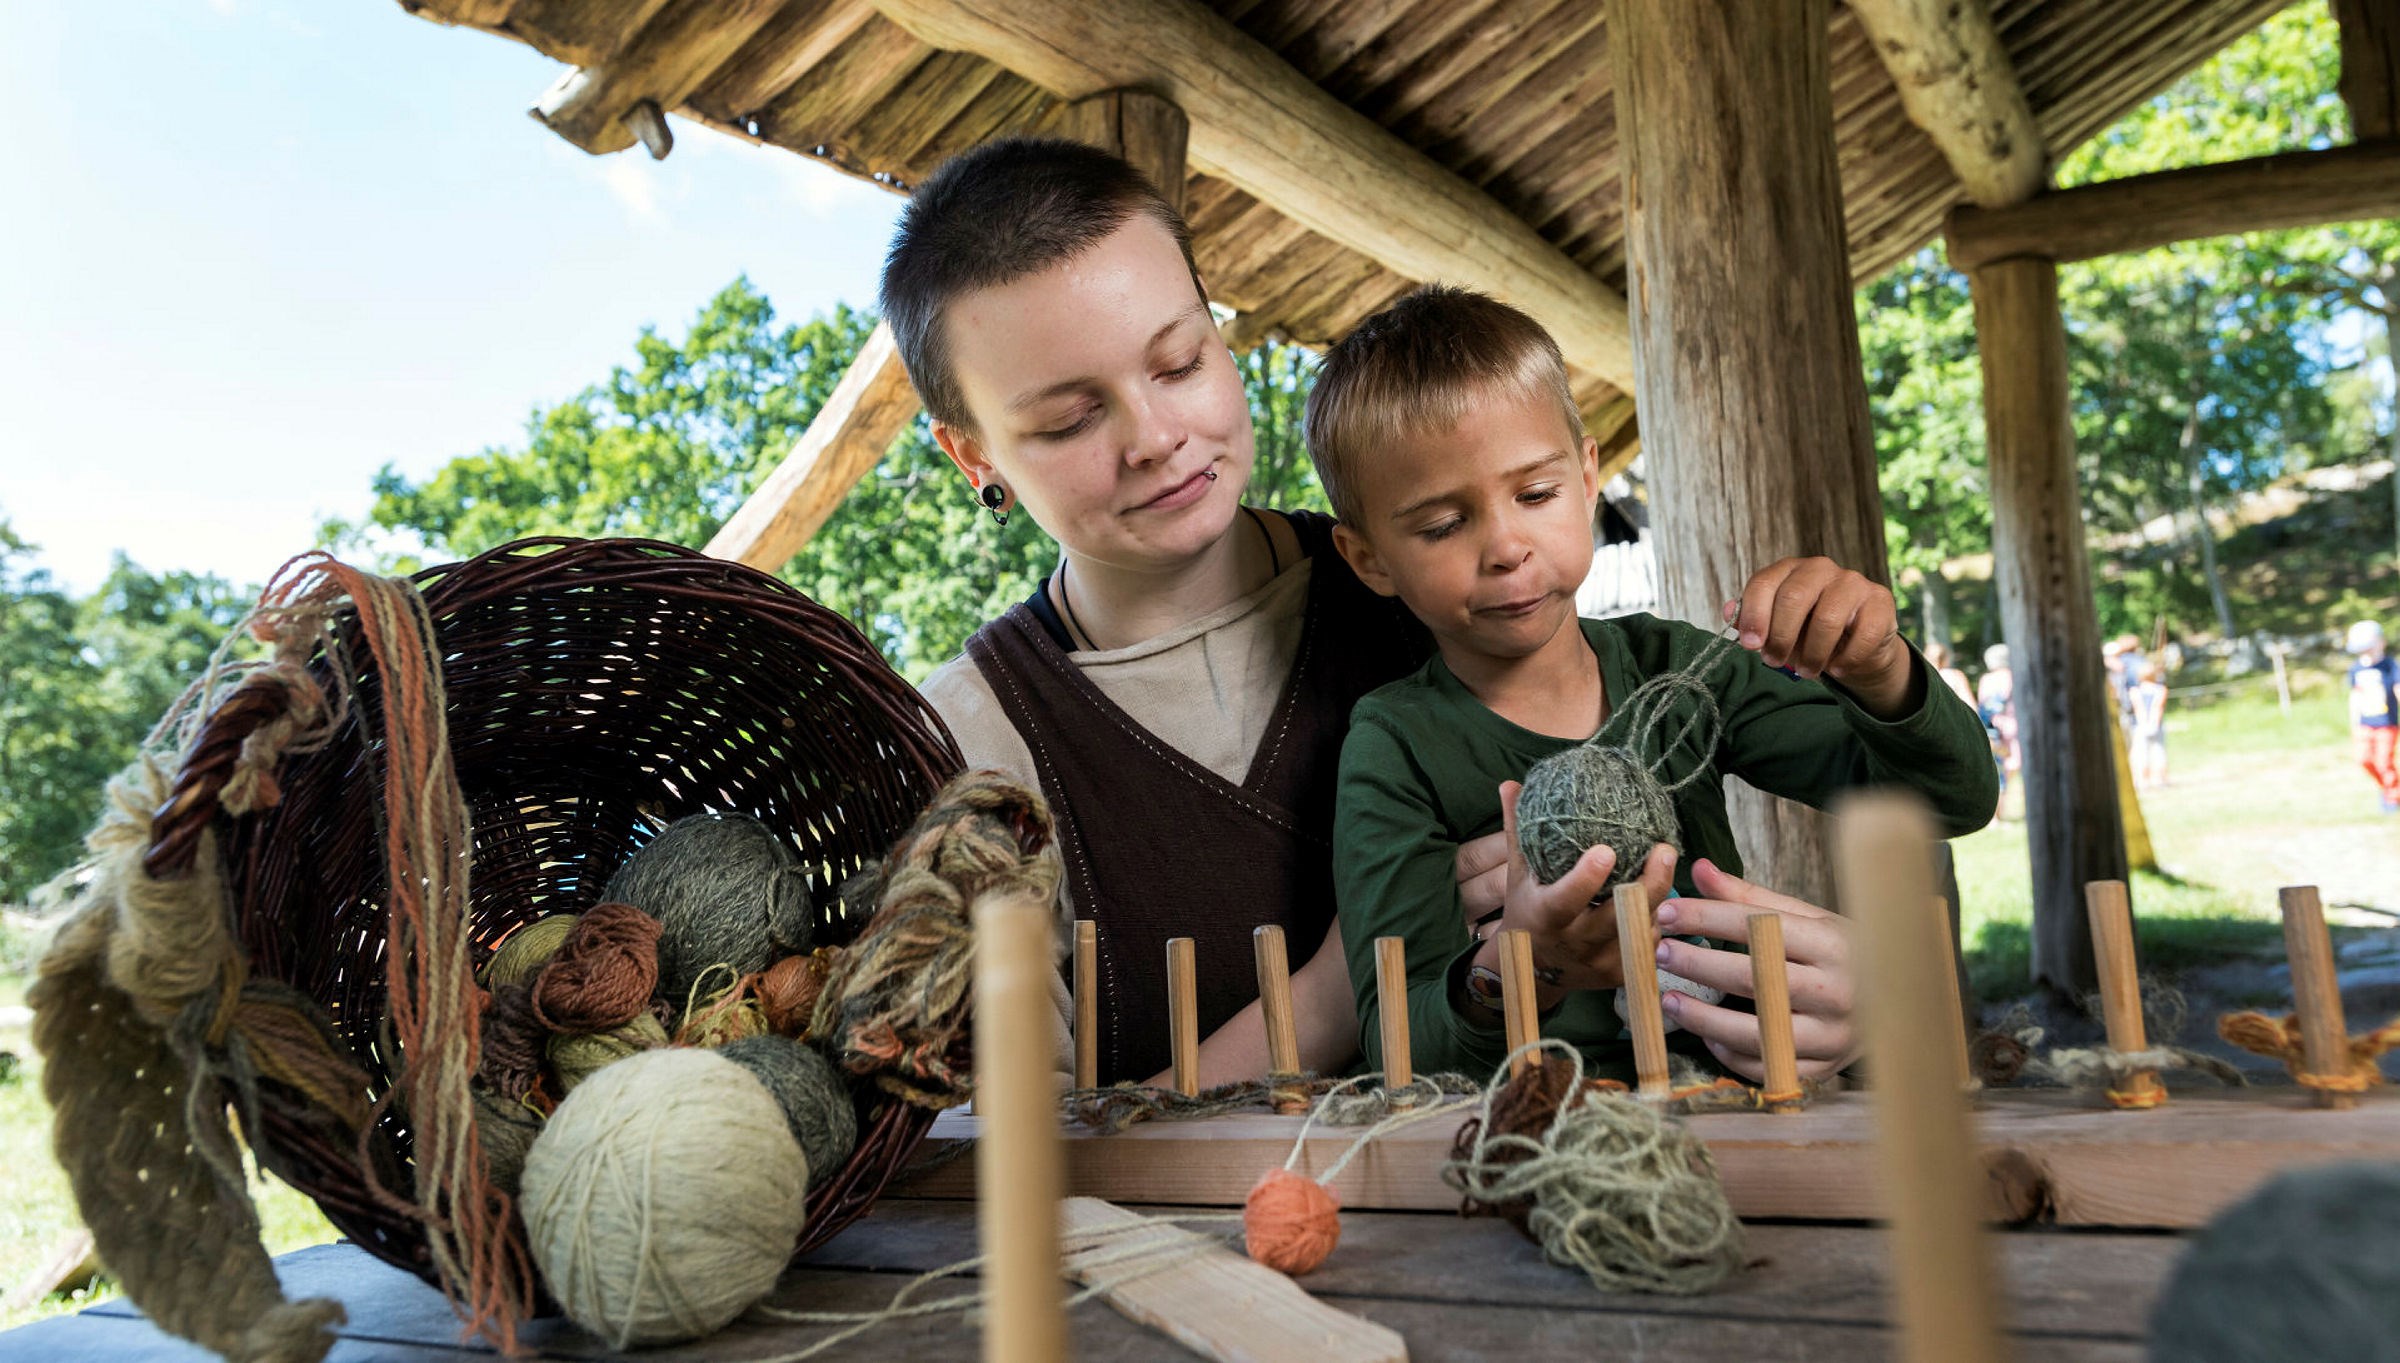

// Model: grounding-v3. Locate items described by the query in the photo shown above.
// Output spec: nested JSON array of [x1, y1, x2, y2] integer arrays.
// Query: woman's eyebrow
[[1005, 305, 1215, 415]]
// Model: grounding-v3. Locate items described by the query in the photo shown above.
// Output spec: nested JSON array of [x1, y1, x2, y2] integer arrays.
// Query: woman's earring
[[979, 481, 1010, 528]]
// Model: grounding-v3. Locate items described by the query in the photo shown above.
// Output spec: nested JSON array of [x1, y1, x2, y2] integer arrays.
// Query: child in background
[[2349, 620, 2399, 814], [1309, 286, 1999, 1082], [2130, 659, 2169, 789], [1978, 643, 2019, 818], [1928, 641, 1976, 710]]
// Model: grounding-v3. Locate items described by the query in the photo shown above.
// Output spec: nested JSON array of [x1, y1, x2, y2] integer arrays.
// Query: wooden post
[[2336, 0, 2400, 142], [1747, 913, 1803, 1113], [1837, 793, 2006, 1363], [1968, 253, 2125, 994], [1933, 898, 1973, 1091], [972, 889, 1069, 1363], [1498, 928, 1542, 1077], [2279, 886, 2357, 1110], [1072, 919, 1098, 1091], [1606, 0, 1889, 912], [1614, 884, 1672, 1100], [2085, 880, 2162, 1109], [1252, 925, 1305, 1113], [1374, 937, 1413, 1102], [1167, 936, 1199, 1098]]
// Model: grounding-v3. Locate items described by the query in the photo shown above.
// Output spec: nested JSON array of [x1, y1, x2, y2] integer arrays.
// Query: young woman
[[879, 137, 1864, 1086]]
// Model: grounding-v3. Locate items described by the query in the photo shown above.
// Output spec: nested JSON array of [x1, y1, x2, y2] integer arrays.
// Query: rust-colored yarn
[[531, 902, 662, 1034], [759, 951, 834, 1039], [1243, 1167, 1341, 1275], [1451, 1054, 1579, 1226], [478, 982, 548, 1103]]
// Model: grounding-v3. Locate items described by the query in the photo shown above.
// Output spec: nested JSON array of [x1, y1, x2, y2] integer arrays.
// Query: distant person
[[1978, 643, 2019, 817], [2347, 620, 2399, 814], [2130, 659, 2169, 789], [1927, 641, 1976, 710], [2102, 634, 2143, 733]]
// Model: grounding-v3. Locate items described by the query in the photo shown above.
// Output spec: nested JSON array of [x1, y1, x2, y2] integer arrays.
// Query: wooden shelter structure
[[397, 0, 2400, 991]]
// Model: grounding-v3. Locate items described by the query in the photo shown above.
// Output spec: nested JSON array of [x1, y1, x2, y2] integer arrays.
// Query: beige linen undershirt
[[918, 560, 1314, 1082]]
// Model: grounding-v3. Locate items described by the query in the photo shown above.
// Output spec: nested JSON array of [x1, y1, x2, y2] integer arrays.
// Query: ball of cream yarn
[[519, 1047, 809, 1348]]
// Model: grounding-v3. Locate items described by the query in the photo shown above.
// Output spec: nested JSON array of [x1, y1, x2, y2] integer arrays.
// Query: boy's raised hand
[[1495, 780, 1676, 998], [1729, 556, 1916, 719]]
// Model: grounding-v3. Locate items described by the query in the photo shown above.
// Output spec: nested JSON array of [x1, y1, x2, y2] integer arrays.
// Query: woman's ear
[[1332, 522, 1399, 599], [932, 420, 1007, 507]]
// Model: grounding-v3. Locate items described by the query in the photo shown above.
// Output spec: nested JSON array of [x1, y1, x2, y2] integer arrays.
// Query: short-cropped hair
[[880, 137, 1200, 432], [1304, 286, 1584, 525]]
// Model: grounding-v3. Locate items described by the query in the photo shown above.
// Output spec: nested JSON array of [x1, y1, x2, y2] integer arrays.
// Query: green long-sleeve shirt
[[1333, 613, 1999, 1080]]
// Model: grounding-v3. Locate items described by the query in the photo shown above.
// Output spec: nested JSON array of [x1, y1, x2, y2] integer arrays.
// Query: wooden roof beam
[[1945, 142, 2400, 272], [2336, 0, 2400, 142], [1848, 0, 2046, 207], [532, 0, 785, 157], [866, 0, 1637, 388]]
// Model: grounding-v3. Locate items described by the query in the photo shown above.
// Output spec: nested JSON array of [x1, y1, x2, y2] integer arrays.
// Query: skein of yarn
[[478, 913, 580, 990], [603, 813, 815, 1012], [2147, 1161, 2400, 1362], [547, 1012, 669, 1093], [758, 951, 834, 1038], [520, 1047, 810, 1349], [472, 1088, 544, 1197], [717, 1035, 859, 1191], [531, 902, 663, 1034]]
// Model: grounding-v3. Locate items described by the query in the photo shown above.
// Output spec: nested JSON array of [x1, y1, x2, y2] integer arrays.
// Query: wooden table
[[0, 1200, 2181, 1361]]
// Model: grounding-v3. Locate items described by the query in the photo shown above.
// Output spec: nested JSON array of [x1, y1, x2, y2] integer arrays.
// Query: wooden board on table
[[905, 1088, 2400, 1229]]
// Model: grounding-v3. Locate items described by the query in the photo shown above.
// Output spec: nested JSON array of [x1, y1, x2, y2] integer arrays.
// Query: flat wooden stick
[[972, 889, 1069, 1363], [2279, 885, 2356, 1110], [1074, 919, 1098, 1091], [1499, 928, 1541, 1077], [1058, 1197, 1406, 1363], [1374, 936, 1413, 1101], [2084, 880, 2161, 1109], [1747, 912, 1803, 1113], [1838, 792, 2005, 1363], [1615, 883, 1671, 1100], [1933, 895, 1973, 1091], [1253, 925, 1306, 1113], [1167, 936, 1200, 1098]]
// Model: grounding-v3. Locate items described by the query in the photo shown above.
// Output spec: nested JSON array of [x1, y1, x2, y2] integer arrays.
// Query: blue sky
[[2, 0, 901, 593]]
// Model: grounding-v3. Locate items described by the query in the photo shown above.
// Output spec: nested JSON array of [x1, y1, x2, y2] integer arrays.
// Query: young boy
[[1310, 287, 1999, 1079]]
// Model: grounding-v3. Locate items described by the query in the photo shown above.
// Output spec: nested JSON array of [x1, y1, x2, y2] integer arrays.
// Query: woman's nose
[[1124, 390, 1186, 468]]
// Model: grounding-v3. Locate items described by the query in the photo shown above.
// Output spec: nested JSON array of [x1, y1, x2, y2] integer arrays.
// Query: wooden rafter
[[531, 0, 786, 156], [1848, 0, 2047, 207], [866, 0, 1637, 388], [1946, 142, 2400, 272], [2336, 0, 2400, 143]]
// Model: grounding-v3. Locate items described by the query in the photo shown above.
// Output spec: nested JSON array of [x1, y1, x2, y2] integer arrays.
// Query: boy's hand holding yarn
[[1650, 859, 1860, 1080], [1729, 556, 1916, 719], [1482, 779, 1678, 1010]]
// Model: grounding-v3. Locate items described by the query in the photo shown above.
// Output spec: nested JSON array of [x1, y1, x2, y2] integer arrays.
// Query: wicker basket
[[140, 536, 963, 1287]]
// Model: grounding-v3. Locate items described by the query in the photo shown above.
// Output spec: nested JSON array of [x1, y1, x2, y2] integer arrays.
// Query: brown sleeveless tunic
[[964, 511, 1427, 1083]]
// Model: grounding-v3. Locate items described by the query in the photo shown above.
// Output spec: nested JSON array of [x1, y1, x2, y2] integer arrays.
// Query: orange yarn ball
[[1243, 1167, 1341, 1275]]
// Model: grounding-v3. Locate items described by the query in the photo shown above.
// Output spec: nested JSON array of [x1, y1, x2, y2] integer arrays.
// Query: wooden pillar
[[1606, 0, 1887, 909], [2335, 0, 2400, 143], [1968, 256, 2123, 994]]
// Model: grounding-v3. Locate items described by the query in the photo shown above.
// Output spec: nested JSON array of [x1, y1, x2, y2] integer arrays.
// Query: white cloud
[[596, 153, 664, 222], [207, 0, 237, 13]]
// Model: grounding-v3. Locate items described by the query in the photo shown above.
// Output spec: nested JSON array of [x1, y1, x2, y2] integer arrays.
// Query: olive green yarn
[[549, 1011, 669, 1093], [479, 912, 579, 990], [716, 1034, 859, 1192], [603, 812, 815, 1011]]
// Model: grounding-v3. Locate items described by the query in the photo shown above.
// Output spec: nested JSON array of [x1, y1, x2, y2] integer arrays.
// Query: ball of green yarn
[[521, 1047, 808, 1349], [480, 912, 580, 990], [2148, 1162, 2400, 1362], [473, 1088, 544, 1197], [603, 812, 814, 1013], [1515, 744, 1679, 890], [716, 1035, 859, 1192], [548, 1011, 669, 1093]]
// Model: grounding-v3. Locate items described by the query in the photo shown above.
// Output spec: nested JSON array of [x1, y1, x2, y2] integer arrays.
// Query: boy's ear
[[1332, 522, 1400, 599], [1577, 434, 1603, 513], [932, 421, 1006, 507]]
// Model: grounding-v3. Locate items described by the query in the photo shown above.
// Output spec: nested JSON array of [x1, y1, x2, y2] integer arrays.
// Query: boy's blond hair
[[1304, 286, 1585, 525]]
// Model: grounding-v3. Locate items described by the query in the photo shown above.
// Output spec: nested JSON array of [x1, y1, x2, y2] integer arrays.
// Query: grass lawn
[[1952, 668, 2395, 1004]]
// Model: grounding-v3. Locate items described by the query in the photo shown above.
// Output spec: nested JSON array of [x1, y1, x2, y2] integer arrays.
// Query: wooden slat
[[755, 15, 935, 154], [690, 0, 877, 120], [909, 1089, 2400, 1230], [533, 0, 785, 156], [1949, 143, 2400, 271], [1848, 0, 2046, 208], [868, 0, 1638, 387], [2337, 0, 2400, 142], [502, 0, 673, 67], [395, 0, 522, 29]]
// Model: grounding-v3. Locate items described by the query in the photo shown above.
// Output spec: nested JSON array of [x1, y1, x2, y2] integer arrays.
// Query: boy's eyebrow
[[1004, 303, 1214, 415], [1387, 452, 1570, 522]]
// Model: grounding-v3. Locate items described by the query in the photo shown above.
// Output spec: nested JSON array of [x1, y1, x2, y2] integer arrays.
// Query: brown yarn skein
[[479, 982, 549, 1102], [758, 951, 835, 1039], [532, 901, 663, 1034], [1450, 1054, 1580, 1227]]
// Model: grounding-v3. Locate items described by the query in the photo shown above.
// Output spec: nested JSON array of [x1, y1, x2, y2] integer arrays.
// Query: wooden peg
[[1253, 925, 1306, 1113], [1747, 912, 1803, 1113], [2279, 885, 2356, 1110], [1167, 936, 1200, 1098], [1615, 883, 1672, 1100], [1375, 936, 1414, 1102], [2084, 880, 2161, 1109], [1932, 896, 1973, 1091], [1498, 928, 1542, 1077], [1838, 792, 2005, 1363], [972, 888, 1069, 1363], [1073, 919, 1098, 1091]]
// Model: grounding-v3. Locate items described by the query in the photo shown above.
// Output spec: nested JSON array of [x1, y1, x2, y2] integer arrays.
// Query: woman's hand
[[1482, 781, 1675, 1002], [1648, 858, 1858, 1080]]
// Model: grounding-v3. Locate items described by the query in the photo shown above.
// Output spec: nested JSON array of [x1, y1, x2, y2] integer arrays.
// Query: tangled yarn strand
[[1605, 629, 1740, 795]]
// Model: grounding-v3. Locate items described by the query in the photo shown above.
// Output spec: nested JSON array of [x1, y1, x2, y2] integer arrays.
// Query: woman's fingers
[[1687, 857, 1831, 918], [1666, 993, 1852, 1067]]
